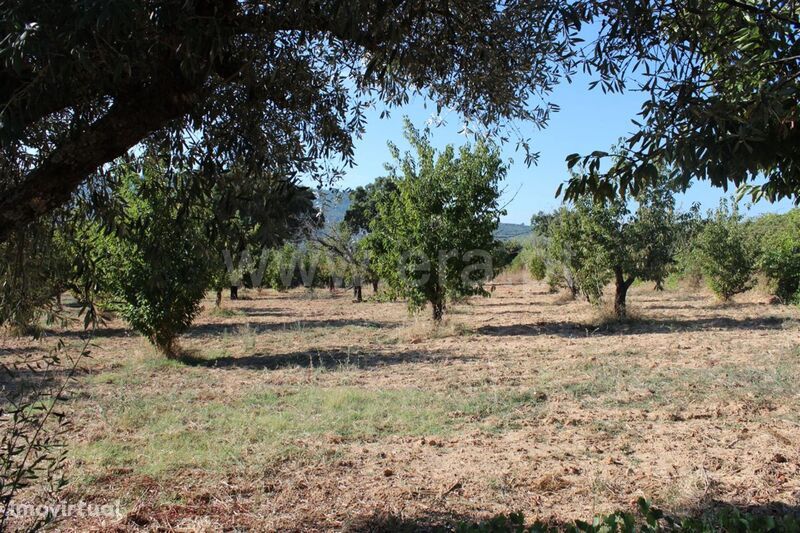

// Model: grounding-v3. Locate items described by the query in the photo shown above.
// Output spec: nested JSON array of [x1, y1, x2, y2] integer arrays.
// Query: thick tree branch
[[0, 80, 201, 242]]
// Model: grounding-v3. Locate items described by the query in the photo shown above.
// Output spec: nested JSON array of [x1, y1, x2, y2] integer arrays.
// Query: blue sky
[[335, 74, 794, 224]]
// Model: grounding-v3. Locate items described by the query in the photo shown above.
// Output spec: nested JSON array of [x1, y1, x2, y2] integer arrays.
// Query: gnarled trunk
[[230, 285, 239, 300], [353, 284, 362, 302]]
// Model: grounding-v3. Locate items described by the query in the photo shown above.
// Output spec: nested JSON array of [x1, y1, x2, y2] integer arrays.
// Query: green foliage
[[493, 241, 524, 274], [543, 208, 583, 297], [562, 3, 800, 205], [453, 498, 800, 532], [344, 178, 399, 235], [0, 0, 589, 240], [527, 251, 547, 281], [546, 181, 678, 317], [1, 338, 92, 531], [209, 169, 318, 298], [758, 209, 800, 303], [368, 120, 506, 321], [0, 218, 71, 334], [98, 159, 215, 357], [696, 201, 757, 301]]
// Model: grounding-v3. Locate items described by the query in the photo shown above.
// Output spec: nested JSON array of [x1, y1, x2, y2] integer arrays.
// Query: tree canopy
[[562, 1, 800, 204], [0, 0, 586, 241], [368, 120, 506, 321]]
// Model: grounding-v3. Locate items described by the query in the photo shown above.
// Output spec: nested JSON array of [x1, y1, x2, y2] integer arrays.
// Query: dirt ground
[[2, 277, 799, 531]]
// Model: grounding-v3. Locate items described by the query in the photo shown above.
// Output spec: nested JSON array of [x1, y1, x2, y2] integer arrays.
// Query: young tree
[[97, 158, 216, 358], [758, 209, 800, 304], [696, 201, 756, 301], [559, 184, 678, 318], [368, 121, 505, 321], [544, 207, 586, 299], [543, 205, 615, 301]]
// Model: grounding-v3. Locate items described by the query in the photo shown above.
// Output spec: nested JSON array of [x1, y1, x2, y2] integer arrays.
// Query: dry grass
[[2, 278, 799, 531]]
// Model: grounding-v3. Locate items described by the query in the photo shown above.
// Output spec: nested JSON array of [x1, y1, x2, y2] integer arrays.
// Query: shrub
[[99, 160, 214, 357], [759, 210, 800, 303], [696, 201, 756, 301], [527, 252, 547, 280]]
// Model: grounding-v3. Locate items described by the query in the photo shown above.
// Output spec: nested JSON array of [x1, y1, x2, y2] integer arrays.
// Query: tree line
[[0, 122, 510, 357], [518, 195, 800, 318]]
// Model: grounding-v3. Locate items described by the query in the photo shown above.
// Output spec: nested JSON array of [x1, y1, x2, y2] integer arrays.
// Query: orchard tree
[[340, 178, 399, 294], [209, 168, 318, 302], [696, 200, 756, 301], [564, 183, 678, 318], [96, 157, 215, 358], [544, 202, 602, 301], [544, 207, 589, 299], [313, 222, 372, 302], [369, 121, 505, 321], [0, 0, 590, 241], [758, 209, 800, 303]]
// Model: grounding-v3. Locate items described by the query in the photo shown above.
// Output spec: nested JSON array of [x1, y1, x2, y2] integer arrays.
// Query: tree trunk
[[569, 283, 579, 300], [230, 285, 239, 300], [353, 284, 362, 302], [372, 279, 379, 293], [215, 289, 223, 308], [614, 266, 635, 319], [328, 276, 335, 292], [432, 300, 444, 322]]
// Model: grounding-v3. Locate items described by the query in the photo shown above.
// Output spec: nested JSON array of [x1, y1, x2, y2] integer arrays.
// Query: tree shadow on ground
[[328, 500, 800, 532], [634, 294, 709, 303], [477, 316, 794, 338], [0, 364, 94, 406], [476, 300, 561, 308], [182, 347, 467, 371], [0, 345, 49, 356], [230, 306, 287, 317], [185, 318, 392, 338], [39, 326, 131, 340]]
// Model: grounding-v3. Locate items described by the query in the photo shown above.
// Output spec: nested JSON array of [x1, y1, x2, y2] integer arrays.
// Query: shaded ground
[[2, 278, 799, 531]]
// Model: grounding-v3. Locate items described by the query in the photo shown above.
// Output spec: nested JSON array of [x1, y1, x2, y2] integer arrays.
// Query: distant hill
[[314, 188, 533, 241], [494, 222, 533, 241]]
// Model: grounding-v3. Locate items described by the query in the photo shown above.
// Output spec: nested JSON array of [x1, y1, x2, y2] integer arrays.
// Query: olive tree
[[368, 121, 505, 321]]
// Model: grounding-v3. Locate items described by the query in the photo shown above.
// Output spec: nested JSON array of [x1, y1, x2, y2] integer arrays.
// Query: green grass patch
[[558, 354, 798, 411], [72, 373, 544, 480]]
